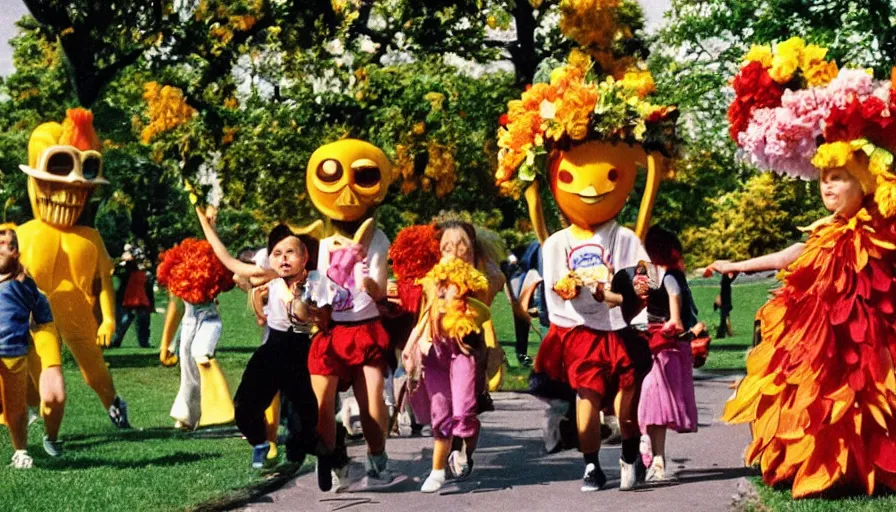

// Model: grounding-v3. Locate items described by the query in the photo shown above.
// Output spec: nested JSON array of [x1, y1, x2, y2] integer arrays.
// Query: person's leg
[[448, 350, 480, 480], [278, 337, 321, 461], [311, 373, 341, 491], [420, 347, 452, 492], [646, 425, 667, 480], [311, 374, 340, 450], [1, 357, 30, 451], [135, 309, 151, 348], [110, 309, 135, 348], [170, 316, 201, 427], [351, 365, 387, 455], [577, 387, 606, 490], [233, 343, 280, 446], [28, 336, 65, 443]]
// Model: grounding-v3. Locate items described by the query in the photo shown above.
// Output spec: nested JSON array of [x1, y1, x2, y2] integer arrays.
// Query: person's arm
[[707, 243, 805, 276], [251, 286, 268, 326], [195, 206, 276, 282], [96, 248, 117, 347]]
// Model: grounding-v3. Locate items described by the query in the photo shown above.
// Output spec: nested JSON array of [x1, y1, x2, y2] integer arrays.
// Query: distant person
[[111, 243, 154, 348]]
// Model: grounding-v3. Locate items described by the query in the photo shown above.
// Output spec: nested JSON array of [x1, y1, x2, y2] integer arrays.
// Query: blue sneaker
[[252, 442, 271, 469]]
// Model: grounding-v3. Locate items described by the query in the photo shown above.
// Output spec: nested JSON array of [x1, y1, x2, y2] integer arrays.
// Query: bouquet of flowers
[[418, 256, 489, 341]]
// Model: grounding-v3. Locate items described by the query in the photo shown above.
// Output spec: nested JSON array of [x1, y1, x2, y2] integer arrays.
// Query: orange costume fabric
[[723, 202, 896, 498]]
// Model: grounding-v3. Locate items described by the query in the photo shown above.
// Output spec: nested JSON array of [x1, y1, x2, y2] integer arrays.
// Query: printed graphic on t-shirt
[[567, 243, 612, 286]]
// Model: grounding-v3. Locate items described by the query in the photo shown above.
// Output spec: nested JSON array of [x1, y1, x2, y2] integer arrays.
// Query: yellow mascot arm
[[96, 258, 117, 347], [32, 322, 61, 355], [634, 153, 665, 241], [159, 294, 183, 366], [524, 182, 550, 245]]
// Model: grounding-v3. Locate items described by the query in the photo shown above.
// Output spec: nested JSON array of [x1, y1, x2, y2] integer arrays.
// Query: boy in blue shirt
[[0, 224, 58, 468]]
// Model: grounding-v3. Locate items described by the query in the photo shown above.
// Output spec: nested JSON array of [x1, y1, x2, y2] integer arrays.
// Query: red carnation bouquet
[[157, 238, 235, 305], [388, 224, 441, 314]]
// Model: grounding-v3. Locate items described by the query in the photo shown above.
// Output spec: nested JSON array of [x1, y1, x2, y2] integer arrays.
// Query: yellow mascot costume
[[17, 108, 131, 447], [494, 27, 676, 486]]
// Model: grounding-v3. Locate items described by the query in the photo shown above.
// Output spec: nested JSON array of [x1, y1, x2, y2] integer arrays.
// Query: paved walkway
[[241, 373, 754, 512]]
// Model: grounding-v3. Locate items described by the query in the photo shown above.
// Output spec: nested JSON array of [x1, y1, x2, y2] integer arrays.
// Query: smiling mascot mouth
[[577, 191, 610, 205]]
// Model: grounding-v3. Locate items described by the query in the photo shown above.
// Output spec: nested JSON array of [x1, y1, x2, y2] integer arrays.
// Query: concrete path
[[241, 373, 754, 512]]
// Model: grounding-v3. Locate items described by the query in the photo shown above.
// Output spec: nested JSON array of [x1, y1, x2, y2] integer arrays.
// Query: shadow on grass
[[62, 426, 240, 450], [42, 451, 214, 470], [101, 352, 168, 369]]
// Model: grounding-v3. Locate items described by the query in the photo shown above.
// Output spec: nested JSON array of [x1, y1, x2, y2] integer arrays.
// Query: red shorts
[[309, 319, 390, 389], [534, 324, 634, 397]]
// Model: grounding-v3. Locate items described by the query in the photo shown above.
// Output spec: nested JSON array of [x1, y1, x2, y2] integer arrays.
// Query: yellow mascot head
[[306, 139, 393, 222], [19, 108, 108, 227]]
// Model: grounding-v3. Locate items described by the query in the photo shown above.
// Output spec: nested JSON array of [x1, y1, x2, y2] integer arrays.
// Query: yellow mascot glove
[[96, 318, 115, 347], [159, 294, 183, 367]]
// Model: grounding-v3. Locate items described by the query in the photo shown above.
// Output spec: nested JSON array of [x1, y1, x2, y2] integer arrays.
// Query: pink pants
[[418, 341, 480, 440]]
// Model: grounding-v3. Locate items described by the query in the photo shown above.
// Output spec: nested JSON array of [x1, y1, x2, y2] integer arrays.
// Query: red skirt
[[309, 319, 390, 389], [534, 324, 634, 397]]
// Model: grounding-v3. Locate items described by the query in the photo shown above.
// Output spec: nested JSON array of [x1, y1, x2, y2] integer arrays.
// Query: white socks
[[421, 469, 446, 493]]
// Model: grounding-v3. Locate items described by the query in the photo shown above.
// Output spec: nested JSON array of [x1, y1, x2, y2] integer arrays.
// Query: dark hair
[[266, 224, 318, 271], [645, 225, 683, 267], [267, 224, 298, 254], [0, 227, 18, 252], [434, 220, 478, 265]]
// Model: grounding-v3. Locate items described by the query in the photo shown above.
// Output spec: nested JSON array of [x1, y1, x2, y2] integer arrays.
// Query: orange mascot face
[[548, 141, 646, 230], [306, 139, 393, 222]]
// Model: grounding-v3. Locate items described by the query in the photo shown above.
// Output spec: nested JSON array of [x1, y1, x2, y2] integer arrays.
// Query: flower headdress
[[157, 238, 235, 305], [729, 37, 896, 217], [495, 1, 678, 197]]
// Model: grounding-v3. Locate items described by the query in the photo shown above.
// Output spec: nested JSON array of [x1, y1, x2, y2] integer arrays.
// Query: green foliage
[[649, 0, 895, 263], [681, 173, 826, 267]]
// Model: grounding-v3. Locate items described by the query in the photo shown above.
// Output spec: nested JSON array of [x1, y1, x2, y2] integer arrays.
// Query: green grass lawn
[[0, 291, 284, 512], [3, 278, 892, 511]]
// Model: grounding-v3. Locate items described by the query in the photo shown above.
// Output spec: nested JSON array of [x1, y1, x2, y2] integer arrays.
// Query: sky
[[0, 0, 672, 77]]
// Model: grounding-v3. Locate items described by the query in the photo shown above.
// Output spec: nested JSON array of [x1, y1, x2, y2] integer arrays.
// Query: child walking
[[0, 224, 59, 468], [195, 208, 322, 469], [638, 226, 700, 482], [401, 221, 491, 493]]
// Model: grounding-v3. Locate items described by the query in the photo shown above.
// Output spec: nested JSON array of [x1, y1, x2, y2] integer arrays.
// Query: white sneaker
[[10, 450, 33, 469], [447, 449, 472, 481], [619, 459, 636, 490], [421, 469, 446, 493], [581, 462, 606, 492], [646, 455, 666, 481]]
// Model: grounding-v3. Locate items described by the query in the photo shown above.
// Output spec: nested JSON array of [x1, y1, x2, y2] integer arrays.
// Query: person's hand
[[704, 260, 738, 278], [96, 319, 116, 347], [204, 205, 218, 228], [591, 282, 606, 303], [310, 305, 332, 333], [633, 274, 649, 300], [662, 318, 684, 335], [160, 350, 178, 367]]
